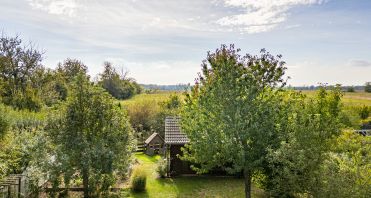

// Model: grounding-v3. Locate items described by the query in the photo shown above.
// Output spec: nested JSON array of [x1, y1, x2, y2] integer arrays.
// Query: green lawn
[[123, 153, 266, 198]]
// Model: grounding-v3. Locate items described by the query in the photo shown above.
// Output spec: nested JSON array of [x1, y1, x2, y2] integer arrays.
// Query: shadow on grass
[[155, 176, 267, 198], [130, 191, 149, 198], [121, 188, 150, 198]]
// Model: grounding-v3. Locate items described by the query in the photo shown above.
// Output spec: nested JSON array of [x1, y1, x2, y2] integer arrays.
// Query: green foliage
[[156, 158, 168, 178], [265, 86, 343, 197], [0, 105, 46, 180], [56, 58, 88, 83], [0, 34, 44, 111], [317, 131, 370, 197], [131, 166, 147, 192], [160, 94, 182, 110], [125, 97, 161, 138], [99, 62, 141, 100], [181, 45, 286, 197], [358, 105, 370, 120], [35, 68, 69, 106], [0, 104, 9, 139], [125, 93, 183, 138], [10, 85, 42, 111], [347, 86, 355, 92], [365, 82, 371, 93], [45, 74, 135, 197]]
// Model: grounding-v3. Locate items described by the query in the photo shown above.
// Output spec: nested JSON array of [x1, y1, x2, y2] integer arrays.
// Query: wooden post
[[166, 144, 171, 177], [7, 185, 11, 198], [18, 176, 21, 198]]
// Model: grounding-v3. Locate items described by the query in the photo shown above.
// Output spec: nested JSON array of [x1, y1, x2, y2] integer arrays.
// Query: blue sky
[[1, 0, 370, 85]]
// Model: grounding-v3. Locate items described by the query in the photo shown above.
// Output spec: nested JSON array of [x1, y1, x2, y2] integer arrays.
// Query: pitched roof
[[144, 132, 163, 144], [165, 116, 189, 145]]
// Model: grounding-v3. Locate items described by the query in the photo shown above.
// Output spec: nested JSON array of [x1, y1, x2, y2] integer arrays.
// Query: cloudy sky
[[1, 0, 370, 86]]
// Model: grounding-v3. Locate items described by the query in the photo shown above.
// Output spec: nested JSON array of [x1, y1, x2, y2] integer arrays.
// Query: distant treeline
[[140, 84, 190, 91], [290, 85, 367, 91], [141, 84, 368, 92]]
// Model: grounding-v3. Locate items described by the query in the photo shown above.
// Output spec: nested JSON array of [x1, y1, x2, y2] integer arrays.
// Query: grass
[[300, 90, 371, 107], [121, 91, 183, 107], [121, 90, 371, 108], [123, 153, 266, 198]]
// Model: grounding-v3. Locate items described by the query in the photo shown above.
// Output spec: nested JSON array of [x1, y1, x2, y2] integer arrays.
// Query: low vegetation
[[155, 157, 168, 178], [131, 165, 147, 192]]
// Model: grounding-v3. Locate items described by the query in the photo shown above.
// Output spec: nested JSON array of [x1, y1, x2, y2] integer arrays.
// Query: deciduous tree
[[46, 73, 135, 197], [181, 45, 286, 198]]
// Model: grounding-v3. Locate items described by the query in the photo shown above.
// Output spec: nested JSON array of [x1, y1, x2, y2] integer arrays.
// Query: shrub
[[346, 86, 355, 92], [0, 105, 9, 139], [131, 166, 147, 192], [359, 105, 370, 120], [156, 158, 168, 178], [365, 82, 371, 93]]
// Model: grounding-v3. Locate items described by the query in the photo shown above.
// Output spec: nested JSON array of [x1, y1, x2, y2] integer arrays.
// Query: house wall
[[149, 135, 164, 145], [169, 144, 195, 175]]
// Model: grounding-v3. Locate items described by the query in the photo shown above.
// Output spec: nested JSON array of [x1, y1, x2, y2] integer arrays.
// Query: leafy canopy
[[45, 73, 135, 197], [180, 45, 286, 197]]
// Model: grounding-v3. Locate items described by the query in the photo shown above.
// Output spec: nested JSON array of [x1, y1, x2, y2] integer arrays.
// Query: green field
[[300, 90, 371, 107], [124, 153, 266, 198], [121, 91, 183, 107], [121, 90, 371, 107]]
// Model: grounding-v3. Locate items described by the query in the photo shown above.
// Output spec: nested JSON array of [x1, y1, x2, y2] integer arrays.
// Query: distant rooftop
[[165, 116, 189, 145], [144, 132, 163, 144]]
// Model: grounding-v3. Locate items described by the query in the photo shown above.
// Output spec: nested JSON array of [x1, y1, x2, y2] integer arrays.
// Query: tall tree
[[180, 45, 286, 198], [46, 73, 134, 197], [0, 34, 43, 110], [365, 82, 371, 93], [99, 61, 141, 99], [56, 58, 88, 83]]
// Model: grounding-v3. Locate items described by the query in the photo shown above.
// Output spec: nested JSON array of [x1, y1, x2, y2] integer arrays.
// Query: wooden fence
[[355, 129, 371, 136], [0, 174, 27, 198]]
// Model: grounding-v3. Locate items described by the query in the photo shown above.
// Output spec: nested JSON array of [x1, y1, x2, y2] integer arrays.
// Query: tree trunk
[[244, 169, 252, 198], [82, 167, 89, 198]]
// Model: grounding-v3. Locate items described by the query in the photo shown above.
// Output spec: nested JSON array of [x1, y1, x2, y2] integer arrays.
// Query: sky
[[1, 0, 370, 86]]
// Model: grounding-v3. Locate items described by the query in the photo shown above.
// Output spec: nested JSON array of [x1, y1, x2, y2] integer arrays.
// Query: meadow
[[300, 90, 371, 107], [122, 90, 371, 108]]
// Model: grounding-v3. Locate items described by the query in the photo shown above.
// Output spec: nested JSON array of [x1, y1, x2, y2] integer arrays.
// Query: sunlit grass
[[123, 153, 267, 198], [299, 90, 371, 107]]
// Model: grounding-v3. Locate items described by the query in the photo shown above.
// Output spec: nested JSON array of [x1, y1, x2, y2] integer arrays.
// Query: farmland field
[[120, 91, 183, 107], [300, 90, 371, 107], [121, 90, 371, 107]]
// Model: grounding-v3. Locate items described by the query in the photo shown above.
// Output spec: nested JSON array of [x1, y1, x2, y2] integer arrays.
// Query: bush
[[365, 82, 371, 93], [0, 105, 9, 139], [346, 86, 355, 92], [131, 166, 147, 192], [359, 105, 370, 120], [156, 158, 168, 178]]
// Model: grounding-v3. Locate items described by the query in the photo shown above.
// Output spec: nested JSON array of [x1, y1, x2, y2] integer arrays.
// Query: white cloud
[[348, 59, 371, 67], [217, 0, 324, 33], [104, 58, 200, 84], [27, 0, 80, 17]]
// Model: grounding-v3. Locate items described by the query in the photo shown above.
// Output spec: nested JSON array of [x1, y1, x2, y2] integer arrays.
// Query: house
[[164, 116, 194, 176], [144, 132, 164, 156]]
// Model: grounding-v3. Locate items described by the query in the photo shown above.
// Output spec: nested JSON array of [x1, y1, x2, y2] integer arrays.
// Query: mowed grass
[[125, 153, 266, 198]]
